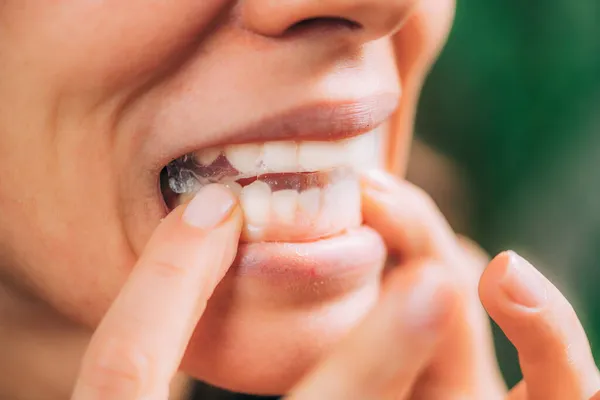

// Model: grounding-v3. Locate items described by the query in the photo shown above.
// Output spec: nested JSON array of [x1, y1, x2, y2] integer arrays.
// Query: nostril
[[285, 17, 362, 36]]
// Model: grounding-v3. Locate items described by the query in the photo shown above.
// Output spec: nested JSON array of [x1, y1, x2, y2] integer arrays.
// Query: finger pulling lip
[[233, 226, 387, 284]]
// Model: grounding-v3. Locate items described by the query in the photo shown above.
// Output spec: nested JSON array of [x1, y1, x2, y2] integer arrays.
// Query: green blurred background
[[417, 0, 600, 386], [199, 0, 600, 397]]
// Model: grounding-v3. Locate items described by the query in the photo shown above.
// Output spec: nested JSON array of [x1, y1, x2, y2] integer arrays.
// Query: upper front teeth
[[194, 128, 380, 176], [298, 141, 347, 171], [225, 143, 262, 172], [262, 141, 298, 171]]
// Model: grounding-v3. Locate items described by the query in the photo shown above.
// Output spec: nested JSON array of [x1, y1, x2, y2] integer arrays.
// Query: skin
[[0, 0, 447, 395], [73, 174, 600, 399], [0, 0, 599, 399]]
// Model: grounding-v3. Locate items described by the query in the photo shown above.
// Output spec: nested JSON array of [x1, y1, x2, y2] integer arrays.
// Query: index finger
[[72, 184, 243, 400], [480, 252, 600, 400]]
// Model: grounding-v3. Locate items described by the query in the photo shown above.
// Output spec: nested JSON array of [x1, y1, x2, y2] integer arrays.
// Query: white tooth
[[225, 144, 262, 174], [196, 147, 222, 166], [262, 141, 298, 172], [298, 188, 321, 218], [323, 180, 360, 224], [240, 180, 271, 226], [242, 225, 265, 242], [340, 179, 361, 217], [298, 142, 345, 171], [272, 190, 298, 223], [344, 131, 378, 170], [371, 125, 386, 168], [222, 181, 243, 197]]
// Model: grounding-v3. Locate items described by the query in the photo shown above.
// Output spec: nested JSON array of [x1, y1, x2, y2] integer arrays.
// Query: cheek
[[21, 216, 135, 328], [1, 0, 230, 93], [393, 0, 455, 77], [0, 158, 136, 328], [386, 0, 456, 174]]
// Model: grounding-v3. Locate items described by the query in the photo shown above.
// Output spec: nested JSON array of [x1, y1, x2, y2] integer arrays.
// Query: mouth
[[161, 128, 382, 242], [157, 96, 396, 289], [159, 96, 397, 245]]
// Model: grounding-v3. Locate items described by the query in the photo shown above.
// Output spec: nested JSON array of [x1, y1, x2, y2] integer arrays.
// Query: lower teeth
[[162, 156, 362, 242]]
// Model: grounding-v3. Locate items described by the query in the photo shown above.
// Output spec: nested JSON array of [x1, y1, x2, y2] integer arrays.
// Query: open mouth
[[160, 128, 382, 243]]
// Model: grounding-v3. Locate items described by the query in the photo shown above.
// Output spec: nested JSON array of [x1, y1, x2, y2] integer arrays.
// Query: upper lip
[[167, 92, 399, 160], [222, 92, 399, 145]]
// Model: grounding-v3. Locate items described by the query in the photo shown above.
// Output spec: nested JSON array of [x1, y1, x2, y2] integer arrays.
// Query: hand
[[71, 184, 243, 399], [288, 170, 600, 400], [480, 252, 600, 399]]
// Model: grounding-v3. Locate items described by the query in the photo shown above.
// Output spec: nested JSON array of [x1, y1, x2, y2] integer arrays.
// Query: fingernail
[[183, 184, 237, 229], [500, 251, 548, 308], [362, 169, 397, 192]]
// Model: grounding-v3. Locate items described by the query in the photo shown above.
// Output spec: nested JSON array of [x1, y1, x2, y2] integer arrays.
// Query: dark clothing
[[190, 381, 280, 400]]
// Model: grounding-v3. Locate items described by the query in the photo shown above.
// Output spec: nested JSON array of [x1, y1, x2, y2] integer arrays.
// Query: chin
[[181, 231, 385, 395]]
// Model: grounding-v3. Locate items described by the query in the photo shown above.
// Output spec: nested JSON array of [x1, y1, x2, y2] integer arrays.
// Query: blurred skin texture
[[0, 0, 454, 397]]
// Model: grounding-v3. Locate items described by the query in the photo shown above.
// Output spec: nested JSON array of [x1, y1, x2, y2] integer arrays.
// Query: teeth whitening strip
[[167, 128, 380, 194]]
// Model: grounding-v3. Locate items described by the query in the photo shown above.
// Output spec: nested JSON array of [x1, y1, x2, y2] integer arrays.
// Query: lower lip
[[233, 226, 387, 285]]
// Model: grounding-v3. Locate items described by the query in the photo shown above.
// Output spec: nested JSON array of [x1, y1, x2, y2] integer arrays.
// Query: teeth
[[177, 177, 362, 243], [178, 128, 379, 242], [240, 180, 271, 226], [262, 141, 298, 172], [298, 188, 321, 219], [337, 180, 361, 221], [344, 132, 378, 169], [272, 190, 298, 223], [243, 225, 264, 243], [298, 141, 345, 171], [223, 181, 243, 197], [226, 143, 262, 174], [196, 147, 222, 166], [193, 128, 380, 177], [322, 179, 361, 226]]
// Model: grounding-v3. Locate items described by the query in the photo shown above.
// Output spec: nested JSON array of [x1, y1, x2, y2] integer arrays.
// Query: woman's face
[[0, 0, 454, 394]]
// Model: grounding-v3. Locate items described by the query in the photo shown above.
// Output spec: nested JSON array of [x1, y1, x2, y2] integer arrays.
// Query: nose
[[241, 0, 419, 43]]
